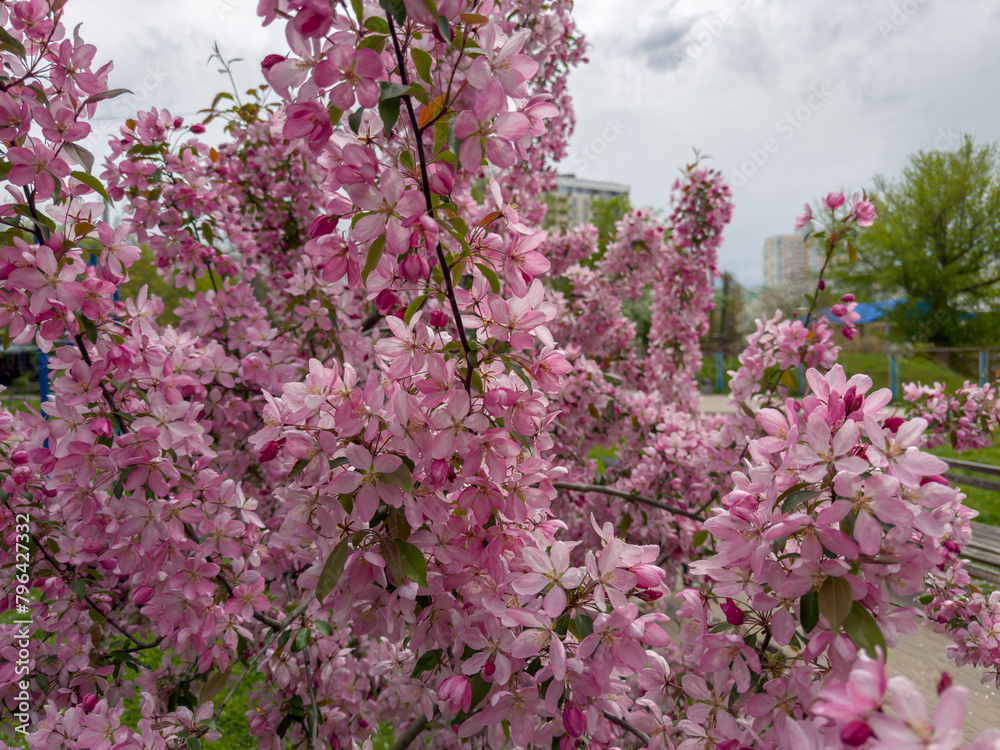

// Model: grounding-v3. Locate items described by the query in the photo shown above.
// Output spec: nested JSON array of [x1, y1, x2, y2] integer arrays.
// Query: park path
[[887, 621, 999, 732], [697, 393, 1000, 731]]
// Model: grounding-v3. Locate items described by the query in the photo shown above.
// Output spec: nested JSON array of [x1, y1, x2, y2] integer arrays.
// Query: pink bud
[[720, 598, 744, 626], [12, 466, 30, 485], [261, 54, 286, 72], [309, 215, 339, 239], [483, 660, 496, 677], [375, 289, 397, 315], [427, 162, 454, 195], [840, 721, 872, 746], [258, 440, 281, 462], [438, 675, 472, 713], [822, 192, 845, 211], [562, 704, 586, 738], [937, 671, 952, 695], [189, 123, 205, 134], [427, 459, 451, 488], [399, 253, 430, 283], [132, 585, 154, 605], [428, 310, 449, 328], [81, 693, 99, 712], [817, 278, 825, 291], [884, 417, 905, 433], [90, 418, 113, 439], [841, 293, 855, 303], [10, 450, 29, 466]]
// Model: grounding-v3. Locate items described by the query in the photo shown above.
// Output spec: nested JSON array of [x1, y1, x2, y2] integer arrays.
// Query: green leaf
[[0, 28, 25, 57], [574, 613, 594, 639], [70, 171, 112, 203], [379, 96, 401, 135], [692, 529, 709, 548], [358, 34, 387, 53], [316, 539, 350, 603], [436, 14, 451, 41], [362, 235, 386, 283], [351, 0, 364, 21], [395, 540, 428, 587], [475, 262, 501, 293], [348, 108, 364, 134], [818, 576, 853, 632], [314, 621, 334, 637], [800, 590, 819, 633], [62, 142, 95, 174], [379, 82, 414, 100], [187, 738, 201, 750], [409, 647, 443, 678], [291, 627, 310, 653], [284, 458, 309, 485], [198, 667, 232, 703], [843, 601, 886, 659], [411, 48, 433, 82], [380, 463, 413, 494], [83, 88, 133, 106], [379, 0, 407, 24], [381, 539, 404, 585], [404, 294, 429, 324], [364, 16, 391, 34], [781, 489, 819, 514], [69, 579, 87, 602], [77, 313, 98, 344], [468, 673, 490, 712]]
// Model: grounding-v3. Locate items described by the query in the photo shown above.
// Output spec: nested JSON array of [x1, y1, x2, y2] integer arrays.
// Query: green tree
[[834, 136, 1000, 346]]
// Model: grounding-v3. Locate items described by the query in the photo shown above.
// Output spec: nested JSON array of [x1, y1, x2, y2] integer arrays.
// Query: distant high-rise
[[763, 234, 821, 287], [554, 174, 630, 227]]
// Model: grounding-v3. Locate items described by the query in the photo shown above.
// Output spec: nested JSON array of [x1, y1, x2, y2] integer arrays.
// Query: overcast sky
[[67, 0, 1000, 287]]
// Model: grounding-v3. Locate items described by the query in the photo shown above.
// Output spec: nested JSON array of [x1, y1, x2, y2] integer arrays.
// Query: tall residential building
[[763, 234, 821, 287], [554, 174, 630, 227]]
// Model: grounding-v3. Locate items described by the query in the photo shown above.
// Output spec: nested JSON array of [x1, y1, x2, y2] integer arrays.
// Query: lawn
[[928, 441, 1000, 527]]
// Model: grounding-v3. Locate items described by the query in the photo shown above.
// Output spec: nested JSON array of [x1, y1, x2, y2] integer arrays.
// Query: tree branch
[[553, 481, 705, 521], [387, 15, 475, 395], [391, 713, 431, 750], [602, 711, 651, 744]]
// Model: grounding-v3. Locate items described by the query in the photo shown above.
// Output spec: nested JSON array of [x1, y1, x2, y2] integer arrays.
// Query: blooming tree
[[0, 1, 999, 749]]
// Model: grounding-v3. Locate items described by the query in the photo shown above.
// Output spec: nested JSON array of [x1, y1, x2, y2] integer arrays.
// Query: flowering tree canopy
[[1, 1, 999, 749]]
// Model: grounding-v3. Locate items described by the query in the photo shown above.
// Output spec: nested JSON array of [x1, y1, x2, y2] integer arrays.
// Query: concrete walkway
[[887, 621, 1000, 733]]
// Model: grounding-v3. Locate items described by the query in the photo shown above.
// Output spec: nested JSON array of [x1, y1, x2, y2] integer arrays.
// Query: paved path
[[887, 621, 1000, 733], [696, 394, 1000, 731]]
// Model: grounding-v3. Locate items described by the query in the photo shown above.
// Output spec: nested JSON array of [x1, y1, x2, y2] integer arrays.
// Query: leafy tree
[[834, 136, 1000, 345]]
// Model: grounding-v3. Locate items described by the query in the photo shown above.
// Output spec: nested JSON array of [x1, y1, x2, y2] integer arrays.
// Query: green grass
[[928, 442, 1000, 527], [699, 351, 972, 400]]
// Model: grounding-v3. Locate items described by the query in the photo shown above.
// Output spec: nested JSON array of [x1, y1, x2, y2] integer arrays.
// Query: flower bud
[[261, 54, 286, 73], [190, 123, 205, 134], [426, 163, 455, 195], [90, 418, 113, 439], [721, 597, 744, 626], [132, 585, 154, 605], [399, 253, 430, 283], [438, 675, 472, 713], [258, 440, 281, 462], [81, 693, 99, 713], [937, 671, 952, 694], [884, 416, 905, 433], [817, 278, 825, 291], [840, 721, 872, 746], [428, 310, 449, 328], [309, 215, 339, 239], [375, 289, 397, 315], [562, 704, 586, 738], [10, 450, 29, 466]]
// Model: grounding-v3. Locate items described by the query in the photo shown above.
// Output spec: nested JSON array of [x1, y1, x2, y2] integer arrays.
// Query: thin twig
[[386, 15, 475, 394], [553, 481, 705, 521], [602, 711, 651, 744]]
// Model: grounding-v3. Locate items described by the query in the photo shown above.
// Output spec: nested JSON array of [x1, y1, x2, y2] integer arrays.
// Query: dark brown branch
[[553, 481, 705, 521], [602, 711, 651, 744], [387, 15, 475, 394]]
